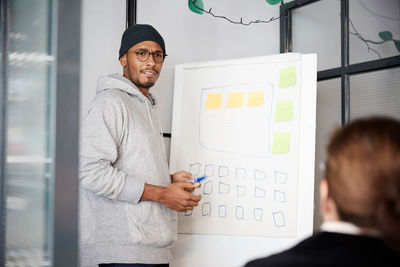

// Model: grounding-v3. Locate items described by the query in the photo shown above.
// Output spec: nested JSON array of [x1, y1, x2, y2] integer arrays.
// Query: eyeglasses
[[132, 49, 167, 63]]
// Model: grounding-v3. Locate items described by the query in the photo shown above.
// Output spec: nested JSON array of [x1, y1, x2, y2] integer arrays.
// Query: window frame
[[0, 0, 81, 265], [0, 0, 7, 263], [280, 0, 400, 124]]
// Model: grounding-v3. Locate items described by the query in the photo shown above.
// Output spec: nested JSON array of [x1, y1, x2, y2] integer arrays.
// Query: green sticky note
[[272, 132, 290, 154], [279, 67, 296, 88], [275, 101, 293, 121]]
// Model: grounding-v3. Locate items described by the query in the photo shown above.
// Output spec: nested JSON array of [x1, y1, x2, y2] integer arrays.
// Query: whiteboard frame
[[170, 53, 317, 267]]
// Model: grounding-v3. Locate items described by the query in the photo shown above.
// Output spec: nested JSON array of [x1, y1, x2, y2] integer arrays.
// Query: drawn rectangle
[[199, 83, 274, 157]]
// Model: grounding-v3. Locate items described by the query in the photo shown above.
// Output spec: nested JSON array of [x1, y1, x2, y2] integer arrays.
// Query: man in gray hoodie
[[79, 24, 202, 267]]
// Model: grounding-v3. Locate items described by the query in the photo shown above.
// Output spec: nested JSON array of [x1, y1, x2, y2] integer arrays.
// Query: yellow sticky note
[[272, 132, 290, 154], [205, 93, 223, 109], [275, 101, 293, 121], [247, 91, 264, 107], [226, 92, 244, 108], [279, 67, 296, 88]]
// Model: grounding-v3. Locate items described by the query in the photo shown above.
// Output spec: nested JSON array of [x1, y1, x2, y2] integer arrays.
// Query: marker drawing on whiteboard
[[190, 176, 206, 183]]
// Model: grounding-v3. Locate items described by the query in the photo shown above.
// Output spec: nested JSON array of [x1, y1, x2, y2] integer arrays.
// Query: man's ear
[[320, 178, 330, 215], [320, 178, 339, 221], [120, 54, 127, 67]]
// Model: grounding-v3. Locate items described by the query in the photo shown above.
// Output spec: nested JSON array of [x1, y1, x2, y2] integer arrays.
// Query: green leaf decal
[[394, 40, 400, 52], [189, 0, 204, 15], [266, 0, 282, 5], [378, 31, 393, 41]]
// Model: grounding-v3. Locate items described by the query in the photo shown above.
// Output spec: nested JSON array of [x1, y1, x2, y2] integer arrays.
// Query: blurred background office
[[0, 0, 399, 266]]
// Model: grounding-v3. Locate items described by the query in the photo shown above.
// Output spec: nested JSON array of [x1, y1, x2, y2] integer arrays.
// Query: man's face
[[120, 41, 163, 95]]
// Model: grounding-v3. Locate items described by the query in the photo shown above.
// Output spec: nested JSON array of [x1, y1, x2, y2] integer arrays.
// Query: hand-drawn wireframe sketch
[[254, 169, 268, 180], [274, 171, 288, 184], [236, 185, 246, 197], [235, 167, 247, 179], [274, 190, 287, 202], [202, 202, 211, 216], [189, 163, 201, 177], [199, 83, 274, 158], [235, 206, 245, 220], [218, 205, 228, 218], [254, 208, 264, 222], [171, 53, 316, 238], [273, 211, 286, 227], [203, 181, 213, 195], [204, 164, 214, 177], [218, 166, 229, 177], [218, 182, 230, 194], [254, 186, 266, 198]]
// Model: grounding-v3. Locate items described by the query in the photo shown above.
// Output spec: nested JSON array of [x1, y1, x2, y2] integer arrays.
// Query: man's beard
[[138, 81, 155, 89]]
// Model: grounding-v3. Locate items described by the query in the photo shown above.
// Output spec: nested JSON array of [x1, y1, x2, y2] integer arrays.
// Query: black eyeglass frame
[[131, 50, 168, 63]]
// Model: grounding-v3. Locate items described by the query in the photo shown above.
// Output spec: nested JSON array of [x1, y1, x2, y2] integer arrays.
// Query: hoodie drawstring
[[150, 102, 169, 169], [155, 106, 169, 164], [145, 99, 155, 132]]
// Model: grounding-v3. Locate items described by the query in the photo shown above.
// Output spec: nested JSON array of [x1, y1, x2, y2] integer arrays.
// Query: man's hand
[[160, 182, 202, 212], [171, 171, 194, 183], [171, 171, 198, 192], [140, 182, 202, 212]]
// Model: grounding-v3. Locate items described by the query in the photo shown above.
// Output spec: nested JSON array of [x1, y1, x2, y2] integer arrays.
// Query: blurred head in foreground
[[322, 116, 400, 250]]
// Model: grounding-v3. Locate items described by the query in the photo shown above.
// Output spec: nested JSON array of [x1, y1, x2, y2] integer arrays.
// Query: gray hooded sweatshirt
[[79, 73, 177, 266]]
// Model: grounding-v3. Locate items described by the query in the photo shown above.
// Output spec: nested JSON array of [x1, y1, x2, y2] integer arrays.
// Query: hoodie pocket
[[126, 201, 177, 247], [125, 201, 151, 242]]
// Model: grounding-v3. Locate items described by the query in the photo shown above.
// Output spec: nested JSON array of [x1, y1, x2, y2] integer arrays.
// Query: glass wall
[[286, 0, 400, 230], [350, 67, 400, 120], [314, 78, 341, 228], [349, 0, 400, 64], [4, 0, 55, 265], [292, 0, 341, 71]]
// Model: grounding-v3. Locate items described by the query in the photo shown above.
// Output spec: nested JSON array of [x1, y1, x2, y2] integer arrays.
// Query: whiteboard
[[170, 53, 317, 267]]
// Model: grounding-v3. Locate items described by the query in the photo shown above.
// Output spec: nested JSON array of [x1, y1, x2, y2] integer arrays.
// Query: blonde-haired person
[[245, 116, 400, 267]]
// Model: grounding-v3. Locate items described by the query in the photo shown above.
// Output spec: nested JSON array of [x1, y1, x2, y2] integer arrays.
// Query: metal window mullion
[[346, 55, 400, 75], [341, 0, 350, 124], [341, 74, 350, 125], [44, 0, 55, 261], [52, 0, 81, 266], [0, 0, 8, 265], [280, 5, 291, 53], [126, 0, 137, 28]]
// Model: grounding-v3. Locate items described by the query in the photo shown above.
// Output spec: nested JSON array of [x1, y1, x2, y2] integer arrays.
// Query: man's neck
[[138, 87, 150, 97]]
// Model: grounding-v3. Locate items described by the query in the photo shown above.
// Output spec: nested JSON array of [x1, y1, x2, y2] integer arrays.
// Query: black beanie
[[119, 24, 166, 59]]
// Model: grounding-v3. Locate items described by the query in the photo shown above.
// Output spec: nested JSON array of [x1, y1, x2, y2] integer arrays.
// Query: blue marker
[[190, 176, 206, 183]]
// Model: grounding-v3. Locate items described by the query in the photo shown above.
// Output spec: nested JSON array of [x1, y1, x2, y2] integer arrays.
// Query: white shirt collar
[[320, 221, 362, 235], [320, 221, 380, 237]]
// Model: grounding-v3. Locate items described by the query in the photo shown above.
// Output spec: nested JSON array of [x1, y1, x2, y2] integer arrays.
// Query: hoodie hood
[[96, 73, 157, 105]]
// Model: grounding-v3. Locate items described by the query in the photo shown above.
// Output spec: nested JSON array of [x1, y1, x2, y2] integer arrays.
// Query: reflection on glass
[[314, 78, 341, 229], [349, 0, 400, 64], [292, 0, 341, 71], [5, 0, 54, 266], [350, 67, 400, 120]]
